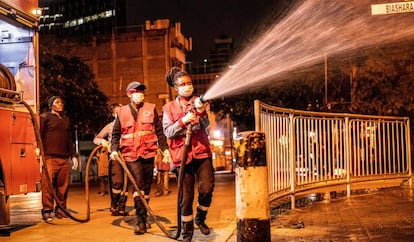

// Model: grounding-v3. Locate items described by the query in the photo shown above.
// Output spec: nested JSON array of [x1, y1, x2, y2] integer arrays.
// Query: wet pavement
[[264, 186, 414, 241], [1, 173, 414, 241]]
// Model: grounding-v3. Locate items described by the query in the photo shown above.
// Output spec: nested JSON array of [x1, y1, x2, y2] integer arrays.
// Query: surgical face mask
[[178, 85, 194, 97], [132, 92, 144, 104]]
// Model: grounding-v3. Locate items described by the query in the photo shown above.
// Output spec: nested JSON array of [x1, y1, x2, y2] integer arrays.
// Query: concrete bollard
[[235, 131, 270, 242]]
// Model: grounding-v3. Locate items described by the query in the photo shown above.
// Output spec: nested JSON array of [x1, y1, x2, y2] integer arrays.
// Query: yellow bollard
[[235, 131, 270, 242]]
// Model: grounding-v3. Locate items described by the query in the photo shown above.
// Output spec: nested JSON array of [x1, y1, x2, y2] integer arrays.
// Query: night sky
[[125, 0, 292, 64]]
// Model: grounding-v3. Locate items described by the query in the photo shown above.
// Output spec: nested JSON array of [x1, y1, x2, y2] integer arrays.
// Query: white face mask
[[132, 92, 144, 104], [178, 85, 194, 97]]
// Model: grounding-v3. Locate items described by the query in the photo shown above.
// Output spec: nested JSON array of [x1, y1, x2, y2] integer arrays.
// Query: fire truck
[[0, 0, 40, 225]]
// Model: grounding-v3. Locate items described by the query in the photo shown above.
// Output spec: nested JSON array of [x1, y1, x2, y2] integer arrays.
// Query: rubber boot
[[118, 195, 128, 216], [134, 217, 146, 235], [182, 221, 194, 242], [195, 208, 210, 235], [134, 197, 147, 234], [110, 193, 120, 216]]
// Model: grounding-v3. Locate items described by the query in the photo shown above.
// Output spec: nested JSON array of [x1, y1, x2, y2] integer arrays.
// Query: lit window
[[105, 10, 112, 17]]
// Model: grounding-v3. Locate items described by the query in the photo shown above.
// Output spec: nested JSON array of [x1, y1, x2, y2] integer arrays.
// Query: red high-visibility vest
[[118, 103, 158, 161], [163, 98, 211, 166]]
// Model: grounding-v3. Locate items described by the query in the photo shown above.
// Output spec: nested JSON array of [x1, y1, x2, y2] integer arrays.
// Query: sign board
[[371, 1, 414, 15]]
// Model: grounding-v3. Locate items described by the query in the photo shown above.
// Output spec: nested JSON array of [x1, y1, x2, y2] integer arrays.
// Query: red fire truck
[[0, 0, 40, 225]]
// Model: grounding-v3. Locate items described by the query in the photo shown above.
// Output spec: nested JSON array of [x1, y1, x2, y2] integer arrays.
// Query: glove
[[181, 112, 196, 125], [162, 149, 171, 163], [101, 139, 110, 152], [194, 97, 206, 112], [110, 151, 119, 160], [71, 156, 79, 170]]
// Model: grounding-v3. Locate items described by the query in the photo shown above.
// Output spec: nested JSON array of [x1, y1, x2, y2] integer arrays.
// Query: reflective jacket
[[118, 103, 158, 161], [163, 97, 211, 166]]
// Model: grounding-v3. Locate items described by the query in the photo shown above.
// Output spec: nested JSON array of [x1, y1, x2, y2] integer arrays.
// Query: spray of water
[[203, 0, 414, 100]]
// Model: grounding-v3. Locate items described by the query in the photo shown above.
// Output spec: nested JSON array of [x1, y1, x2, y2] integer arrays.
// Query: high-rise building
[[39, 0, 126, 36]]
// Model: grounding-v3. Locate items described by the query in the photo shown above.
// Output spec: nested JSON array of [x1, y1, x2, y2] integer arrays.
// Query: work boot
[[182, 221, 194, 242], [110, 207, 119, 216], [134, 197, 147, 234], [134, 220, 146, 235], [195, 208, 210, 235], [110, 193, 120, 216], [42, 211, 53, 222], [118, 195, 128, 216], [144, 214, 151, 229]]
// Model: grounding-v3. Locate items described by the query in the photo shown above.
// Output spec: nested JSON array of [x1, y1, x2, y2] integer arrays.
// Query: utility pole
[[324, 53, 328, 108]]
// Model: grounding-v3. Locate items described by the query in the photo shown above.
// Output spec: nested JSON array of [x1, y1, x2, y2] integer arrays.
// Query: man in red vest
[[110, 81, 171, 235]]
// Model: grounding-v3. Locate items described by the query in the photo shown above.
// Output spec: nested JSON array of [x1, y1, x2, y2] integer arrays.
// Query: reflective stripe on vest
[[121, 130, 154, 139], [117, 103, 158, 161]]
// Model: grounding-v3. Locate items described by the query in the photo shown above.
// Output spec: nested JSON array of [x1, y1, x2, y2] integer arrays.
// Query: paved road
[[1, 173, 414, 241], [1, 173, 236, 242]]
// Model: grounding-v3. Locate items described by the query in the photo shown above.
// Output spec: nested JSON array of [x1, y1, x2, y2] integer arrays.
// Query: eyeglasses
[[176, 82, 193, 87]]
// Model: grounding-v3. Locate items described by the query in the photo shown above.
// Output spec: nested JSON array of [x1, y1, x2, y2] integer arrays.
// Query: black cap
[[48, 96, 60, 109], [126, 81, 146, 92]]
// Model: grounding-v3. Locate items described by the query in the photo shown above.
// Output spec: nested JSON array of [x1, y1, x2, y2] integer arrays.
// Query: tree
[[351, 42, 414, 117], [39, 48, 110, 135]]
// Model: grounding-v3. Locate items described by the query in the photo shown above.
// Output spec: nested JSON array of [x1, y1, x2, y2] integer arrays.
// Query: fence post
[[406, 118, 412, 188], [344, 117, 351, 197], [289, 113, 296, 209], [235, 131, 270, 242]]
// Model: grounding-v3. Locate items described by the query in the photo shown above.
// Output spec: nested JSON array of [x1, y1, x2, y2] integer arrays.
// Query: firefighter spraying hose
[[163, 67, 214, 242]]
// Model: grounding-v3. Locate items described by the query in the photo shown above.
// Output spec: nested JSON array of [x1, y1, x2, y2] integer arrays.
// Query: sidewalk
[[228, 186, 414, 242], [2, 173, 414, 241]]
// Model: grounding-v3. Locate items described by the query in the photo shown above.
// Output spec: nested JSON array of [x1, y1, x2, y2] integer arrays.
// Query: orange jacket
[[118, 103, 158, 161]]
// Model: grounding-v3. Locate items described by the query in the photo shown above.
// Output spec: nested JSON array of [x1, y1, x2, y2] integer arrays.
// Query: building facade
[[39, 0, 191, 111], [42, 20, 191, 111]]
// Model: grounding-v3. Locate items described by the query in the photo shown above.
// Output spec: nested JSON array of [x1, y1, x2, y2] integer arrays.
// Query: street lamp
[[203, 58, 208, 73]]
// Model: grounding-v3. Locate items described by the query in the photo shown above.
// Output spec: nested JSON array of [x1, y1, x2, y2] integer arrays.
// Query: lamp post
[[324, 53, 328, 108], [203, 58, 208, 73]]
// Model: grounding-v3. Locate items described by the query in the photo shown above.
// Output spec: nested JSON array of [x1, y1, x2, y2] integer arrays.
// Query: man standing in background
[[40, 96, 79, 222]]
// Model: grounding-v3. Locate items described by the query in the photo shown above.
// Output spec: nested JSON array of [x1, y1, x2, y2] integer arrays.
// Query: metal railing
[[254, 100, 413, 207]]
